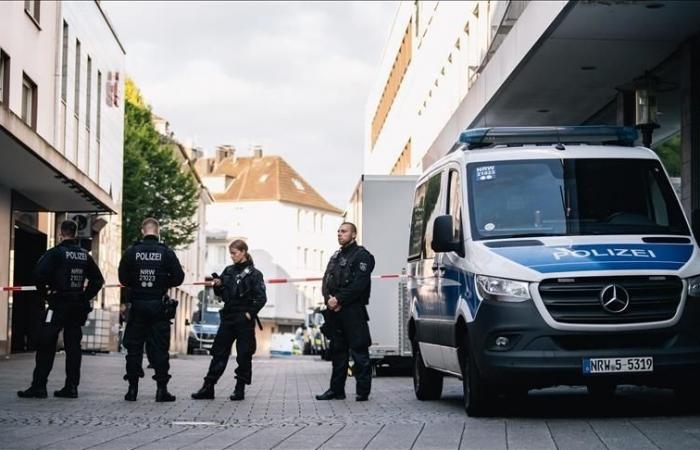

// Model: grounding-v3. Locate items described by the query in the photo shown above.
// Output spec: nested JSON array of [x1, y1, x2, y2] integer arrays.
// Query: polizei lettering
[[135, 252, 162, 261], [552, 247, 657, 261], [65, 251, 87, 261]]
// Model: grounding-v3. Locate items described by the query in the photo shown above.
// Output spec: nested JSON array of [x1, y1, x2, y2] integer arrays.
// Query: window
[[24, 0, 40, 24], [296, 289, 304, 313], [313, 213, 318, 232], [297, 210, 302, 230], [408, 172, 442, 260], [61, 22, 68, 101], [320, 251, 325, 270], [96, 71, 102, 140], [0, 50, 9, 106], [447, 169, 463, 247], [74, 39, 81, 117], [467, 159, 689, 240], [408, 182, 427, 260], [304, 248, 308, 268], [85, 56, 92, 129], [21, 74, 37, 129]]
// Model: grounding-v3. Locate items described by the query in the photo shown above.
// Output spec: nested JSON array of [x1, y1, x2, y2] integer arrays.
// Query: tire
[[461, 342, 491, 416], [412, 343, 443, 400], [587, 382, 616, 399]]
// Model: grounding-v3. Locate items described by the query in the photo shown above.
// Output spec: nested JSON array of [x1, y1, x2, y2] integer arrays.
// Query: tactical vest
[[129, 240, 169, 298], [323, 245, 364, 298], [53, 243, 90, 300]]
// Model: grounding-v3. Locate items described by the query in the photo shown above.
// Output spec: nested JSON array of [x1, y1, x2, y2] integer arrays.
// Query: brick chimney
[[215, 145, 236, 164], [252, 145, 263, 159]]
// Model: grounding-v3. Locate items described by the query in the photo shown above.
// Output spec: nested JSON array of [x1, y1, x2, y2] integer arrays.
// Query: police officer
[[119, 218, 184, 402], [191, 239, 266, 401], [316, 222, 375, 402], [17, 220, 104, 399]]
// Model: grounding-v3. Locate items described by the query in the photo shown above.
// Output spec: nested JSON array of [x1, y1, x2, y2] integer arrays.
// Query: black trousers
[[32, 307, 84, 388], [328, 305, 372, 396], [123, 300, 171, 383], [204, 313, 256, 386]]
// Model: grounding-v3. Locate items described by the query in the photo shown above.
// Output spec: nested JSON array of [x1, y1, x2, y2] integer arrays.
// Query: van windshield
[[467, 158, 689, 240]]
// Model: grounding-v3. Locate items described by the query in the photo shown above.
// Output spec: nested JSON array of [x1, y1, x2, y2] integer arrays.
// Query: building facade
[[366, 1, 700, 227], [0, 1, 125, 354], [196, 146, 343, 355]]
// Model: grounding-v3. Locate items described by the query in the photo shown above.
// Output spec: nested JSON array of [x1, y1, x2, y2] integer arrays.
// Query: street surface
[[1, 353, 700, 449]]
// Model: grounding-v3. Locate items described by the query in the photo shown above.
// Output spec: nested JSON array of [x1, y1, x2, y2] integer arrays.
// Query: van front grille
[[538, 276, 683, 325]]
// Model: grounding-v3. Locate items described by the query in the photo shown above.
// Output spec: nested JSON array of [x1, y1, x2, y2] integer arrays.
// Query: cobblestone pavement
[[1, 353, 700, 449]]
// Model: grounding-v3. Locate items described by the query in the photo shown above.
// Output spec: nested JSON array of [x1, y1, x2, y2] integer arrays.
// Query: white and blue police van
[[406, 126, 700, 416]]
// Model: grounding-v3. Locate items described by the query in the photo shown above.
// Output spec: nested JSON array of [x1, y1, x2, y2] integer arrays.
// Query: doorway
[[10, 222, 47, 353]]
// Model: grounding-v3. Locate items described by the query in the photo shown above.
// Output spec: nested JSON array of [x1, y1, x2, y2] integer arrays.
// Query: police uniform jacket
[[322, 241, 375, 308], [118, 235, 185, 301], [214, 260, 267, 321], [33, 239, 104, 309]]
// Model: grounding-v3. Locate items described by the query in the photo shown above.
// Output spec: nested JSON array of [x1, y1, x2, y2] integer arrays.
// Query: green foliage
[[653, 133, 681, 177], [122, 80, 199, 249]]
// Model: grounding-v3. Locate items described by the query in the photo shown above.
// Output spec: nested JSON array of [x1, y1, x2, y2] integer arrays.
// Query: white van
[[406, 126, 700, 416]]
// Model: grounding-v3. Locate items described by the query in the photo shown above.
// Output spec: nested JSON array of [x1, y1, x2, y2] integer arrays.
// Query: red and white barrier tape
[[1, 274, 403, 292]]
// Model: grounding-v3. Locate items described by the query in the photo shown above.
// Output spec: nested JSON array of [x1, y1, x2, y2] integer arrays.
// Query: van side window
[[422, 172, 443, 258], [447, 169, 463, 242], [408, 183, 427, 260]]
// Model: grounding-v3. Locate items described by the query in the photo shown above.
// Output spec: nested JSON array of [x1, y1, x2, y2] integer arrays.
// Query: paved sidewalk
[[1, 353, 700, 449]]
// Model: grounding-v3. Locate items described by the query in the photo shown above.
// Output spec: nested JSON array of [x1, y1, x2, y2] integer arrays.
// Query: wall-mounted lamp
[[634, 72, 660, 148]]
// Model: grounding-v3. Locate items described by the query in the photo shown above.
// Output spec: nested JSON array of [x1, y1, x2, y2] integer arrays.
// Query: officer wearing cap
[[17, 219, 104, 399], [119, 218, 184, 402], [316, 221, 375, 402]]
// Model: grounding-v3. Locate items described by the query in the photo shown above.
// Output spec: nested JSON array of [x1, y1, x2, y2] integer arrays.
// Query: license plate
[[583, 357, 653, 374]]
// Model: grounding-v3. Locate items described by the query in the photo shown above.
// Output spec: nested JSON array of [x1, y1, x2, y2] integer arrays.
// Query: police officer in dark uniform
[[191, 239, 266, 401], [119, 218, 184, 402], [316, 222, 375, 402], [17, 220, 104, 399]]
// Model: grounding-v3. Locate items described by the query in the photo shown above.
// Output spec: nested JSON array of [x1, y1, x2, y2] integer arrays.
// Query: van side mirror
[[431, 215, 463, 255], [185, 319, 191, 327]]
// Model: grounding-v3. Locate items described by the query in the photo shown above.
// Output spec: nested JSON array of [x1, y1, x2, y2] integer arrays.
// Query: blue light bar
[[458, 126, 639, 149]]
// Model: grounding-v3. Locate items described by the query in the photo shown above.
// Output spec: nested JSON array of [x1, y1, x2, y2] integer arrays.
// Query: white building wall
[[0, 1, 60, 142], [206, 201, 342, 322], [0, 2, 125, 352], [61, 1, 125, 199], [364, 1, 566, 174]]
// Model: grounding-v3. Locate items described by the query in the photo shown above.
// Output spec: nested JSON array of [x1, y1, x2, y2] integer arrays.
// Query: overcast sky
[[102, 1, 398, 209]]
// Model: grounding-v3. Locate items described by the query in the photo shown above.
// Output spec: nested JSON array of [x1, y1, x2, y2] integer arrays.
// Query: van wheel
[[462, 346, 491, 416], [412, 343, 443, 400], [587, 383, 616, 399]]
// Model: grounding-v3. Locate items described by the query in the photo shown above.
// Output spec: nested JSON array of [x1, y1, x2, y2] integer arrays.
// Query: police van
[[406, 126, 700, 416]]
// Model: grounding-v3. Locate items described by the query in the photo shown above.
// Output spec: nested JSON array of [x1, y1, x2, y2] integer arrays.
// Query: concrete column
[[681, 35, 700, 222], [616, 90, 635, 127], [0, 184, 11, 355]]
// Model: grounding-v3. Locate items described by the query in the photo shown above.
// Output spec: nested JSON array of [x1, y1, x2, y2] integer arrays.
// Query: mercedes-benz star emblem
[[599, 284, 630, 314]]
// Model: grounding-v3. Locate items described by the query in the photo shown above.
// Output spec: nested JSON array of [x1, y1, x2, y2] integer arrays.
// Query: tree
[[122, 79, 199, 249], [653, 133, 681, 177]]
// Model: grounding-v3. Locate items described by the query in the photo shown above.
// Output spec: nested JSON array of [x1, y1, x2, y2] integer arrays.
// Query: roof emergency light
[[458, 126, 639, 150]]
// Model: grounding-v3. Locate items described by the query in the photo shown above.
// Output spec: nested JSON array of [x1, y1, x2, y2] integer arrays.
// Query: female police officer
[[192, 239, 266, 401]]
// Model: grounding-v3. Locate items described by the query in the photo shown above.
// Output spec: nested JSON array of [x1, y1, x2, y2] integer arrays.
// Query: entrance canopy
[[0, 108, 116, 213]]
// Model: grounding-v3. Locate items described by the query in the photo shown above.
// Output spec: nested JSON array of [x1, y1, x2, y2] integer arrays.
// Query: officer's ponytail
[[229, 239, 254, 265]]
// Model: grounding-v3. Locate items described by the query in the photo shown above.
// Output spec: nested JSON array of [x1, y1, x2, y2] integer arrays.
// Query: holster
[[161, 295, 179, 320]]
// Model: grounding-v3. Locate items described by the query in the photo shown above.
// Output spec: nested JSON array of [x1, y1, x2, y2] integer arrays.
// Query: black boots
[[17, 385, 48, 399], [124, 381, 138, 401], [229, 383, 245, 401], [315, 389, 346, 400], [54, 385, 78, 399], [155, 382, 176, 402], [191, 382, 215, 400]]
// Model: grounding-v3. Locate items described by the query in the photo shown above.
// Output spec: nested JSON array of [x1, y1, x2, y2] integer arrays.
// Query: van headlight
[[476, 275, 531, 303], [687, 275, 700, 297]]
